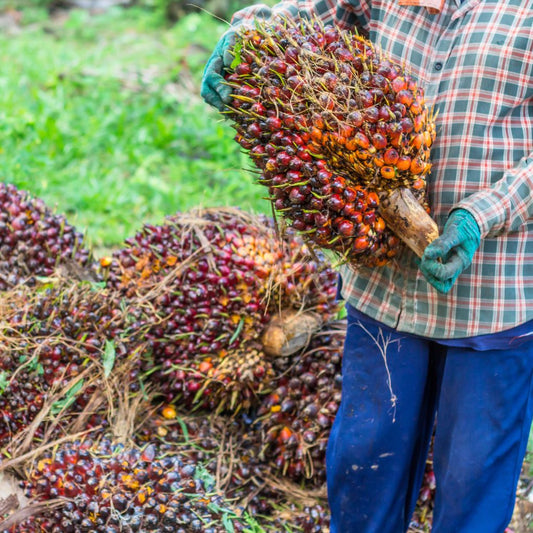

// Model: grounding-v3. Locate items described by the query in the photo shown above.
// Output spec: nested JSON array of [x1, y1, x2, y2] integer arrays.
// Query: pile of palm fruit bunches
[[0, 183, 436, 531], [224, 17, 437, 266], [0, 18, 440, 532]]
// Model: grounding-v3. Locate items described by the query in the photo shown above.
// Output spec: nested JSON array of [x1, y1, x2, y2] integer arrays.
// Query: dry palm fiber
[[101, 207, 339, 412], [224, 18, 437, 266], [0, 279, 150, 456], [0, 183, 94, 290]]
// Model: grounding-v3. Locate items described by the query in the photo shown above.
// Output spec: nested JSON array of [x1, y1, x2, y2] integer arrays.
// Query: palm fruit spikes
[[224, 18, 438, 265], [10, 439, 247, 533], [0, 183, 94, 290], [102, 208, 339, 411]]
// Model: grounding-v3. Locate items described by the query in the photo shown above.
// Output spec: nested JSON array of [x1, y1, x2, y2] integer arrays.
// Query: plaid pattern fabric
[[231, 0, 533, 338]]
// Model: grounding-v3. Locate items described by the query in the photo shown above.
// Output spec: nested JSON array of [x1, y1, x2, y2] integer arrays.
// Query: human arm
[[419, 154, 533, 293]]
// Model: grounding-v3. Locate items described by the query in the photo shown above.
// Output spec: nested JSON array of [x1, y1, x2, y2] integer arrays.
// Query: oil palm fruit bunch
[[134, 410, 327, 530], [0, 183, 93, 290], [256, 324, 344, 484], [102, 208, 338, 412], [102, 208, 277, 411], [11, 439, 246, 533], [224, 18, 438, 265], [136, 410, 278, 515], [0, 281, 148, 453]]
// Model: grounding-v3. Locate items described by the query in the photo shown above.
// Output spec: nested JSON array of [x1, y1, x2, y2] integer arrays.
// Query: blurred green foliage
[[0, 6, 266, 253]]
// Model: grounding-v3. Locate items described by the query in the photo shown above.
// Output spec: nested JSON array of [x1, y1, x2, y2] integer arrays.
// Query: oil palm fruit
[[224, 18, 437, 266], [0, 183, 93, 290], [12, 439, 246, 532], [136, 411, 276, 514]]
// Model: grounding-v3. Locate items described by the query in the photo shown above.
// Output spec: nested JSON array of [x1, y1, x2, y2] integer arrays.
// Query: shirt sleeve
[[230, 0, 372, 35], [455, 153, 533, 238]]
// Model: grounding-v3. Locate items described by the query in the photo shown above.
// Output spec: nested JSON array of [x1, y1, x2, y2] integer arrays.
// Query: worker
[[201, 1, 533, 531]]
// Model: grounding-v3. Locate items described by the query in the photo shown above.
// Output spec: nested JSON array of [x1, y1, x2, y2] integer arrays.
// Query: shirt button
[[435, 62, 443, 71]]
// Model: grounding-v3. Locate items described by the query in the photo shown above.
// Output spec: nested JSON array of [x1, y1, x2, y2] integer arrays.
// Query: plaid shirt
[[232, 0, 533, 338]]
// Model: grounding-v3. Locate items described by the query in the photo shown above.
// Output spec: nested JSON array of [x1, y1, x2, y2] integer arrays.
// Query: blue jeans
[[326, 304, 533, 533]]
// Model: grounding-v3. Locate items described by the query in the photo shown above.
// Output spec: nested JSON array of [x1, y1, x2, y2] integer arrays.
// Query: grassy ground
[[0, 3, 266, 253]]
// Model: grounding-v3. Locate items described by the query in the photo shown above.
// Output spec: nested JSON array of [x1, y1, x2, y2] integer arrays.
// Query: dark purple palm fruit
[[11, 439, 247, 533], [0, 282, 147, 454], [224, 18, 437, 266], [0, 183, 94, 290], [256, 324, 344, 485]]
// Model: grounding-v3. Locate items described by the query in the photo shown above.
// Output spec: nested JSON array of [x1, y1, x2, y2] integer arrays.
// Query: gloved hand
[[418, 209, 481, 294], [201, 30, 236, 111]]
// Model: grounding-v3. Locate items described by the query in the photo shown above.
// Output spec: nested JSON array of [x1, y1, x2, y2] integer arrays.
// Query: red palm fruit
[[347, 110, 364, 127], [247, 122, 262, 138], [343, 187, 357, 202], [413, 178, 426, 190], [411, 133, 424, 150], [365, 188, 378, 203], [397, 155, 412, 170], [251, 102, 266, 116], [332, 175, 347, 191], [357, 89, 374, 107], [383, 147, 400, 165], [235, 62, 252, 76], [353, 235, 370, 251], [364, 106, 380, 123], [391, 76, 407, 92], [410, 157, 426, 174], [380, 166, 396, 180], [337, 219, 356, 237], [327, 194, 345, 211], [353, 131, 370, 149], [372, 132, 388, 150], [396, 89, 414, 106], [375, 217, 386, 232], [266, 116, 283, 131]]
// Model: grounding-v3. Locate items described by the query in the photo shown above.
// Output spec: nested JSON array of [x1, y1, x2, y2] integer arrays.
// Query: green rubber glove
[[201, 30, 236, 111], [418, 209, 481, 294]]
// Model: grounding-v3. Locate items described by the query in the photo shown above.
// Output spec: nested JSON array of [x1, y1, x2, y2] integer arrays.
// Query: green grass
[[0, 6, 266, 252]]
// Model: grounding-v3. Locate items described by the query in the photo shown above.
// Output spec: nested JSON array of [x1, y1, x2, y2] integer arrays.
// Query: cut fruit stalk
[[379, 188, 439, 257], [261, 310, 322, 356]]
